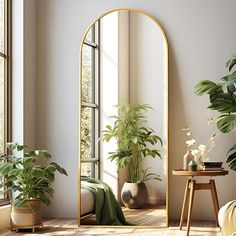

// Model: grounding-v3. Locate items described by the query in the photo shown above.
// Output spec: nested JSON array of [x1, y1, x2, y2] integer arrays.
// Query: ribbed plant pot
[[121, 182, 148, 209], [11, 200, 42, 227]]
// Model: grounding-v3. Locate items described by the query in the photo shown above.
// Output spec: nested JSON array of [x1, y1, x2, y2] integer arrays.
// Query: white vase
[[183, 150, 194, 170]]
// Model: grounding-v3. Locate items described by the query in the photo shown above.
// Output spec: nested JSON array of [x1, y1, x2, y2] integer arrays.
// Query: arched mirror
[[79, 8, 168, 227]]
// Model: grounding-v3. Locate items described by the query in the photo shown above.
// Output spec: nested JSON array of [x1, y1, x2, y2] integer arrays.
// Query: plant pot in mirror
[[121, 182, 148, 209]]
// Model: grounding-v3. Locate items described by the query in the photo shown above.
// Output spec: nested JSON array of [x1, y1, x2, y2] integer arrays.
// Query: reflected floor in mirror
[[81, 204, 166, 226]]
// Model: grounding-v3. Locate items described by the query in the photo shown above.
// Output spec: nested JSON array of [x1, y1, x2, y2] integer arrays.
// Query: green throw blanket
[[81, 176, 132, 225]]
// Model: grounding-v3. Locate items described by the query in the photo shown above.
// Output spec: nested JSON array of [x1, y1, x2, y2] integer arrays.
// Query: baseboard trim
[[148, 197, 166, 205]]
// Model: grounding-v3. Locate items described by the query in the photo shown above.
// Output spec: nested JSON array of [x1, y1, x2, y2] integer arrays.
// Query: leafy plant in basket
[[102, 104, 162, 183], [0, 143, 67, 227], [194, 54, 236, 170]]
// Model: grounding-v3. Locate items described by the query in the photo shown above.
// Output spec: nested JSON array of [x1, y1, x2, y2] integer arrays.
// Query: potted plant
[[102, 104, 162, 208], [0, 143, 67, 231], [194, 54, 236, 171]]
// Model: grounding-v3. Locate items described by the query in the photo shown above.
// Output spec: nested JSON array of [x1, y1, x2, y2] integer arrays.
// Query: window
[[0, 0, 11, 205], [81, 22, 100, 178]]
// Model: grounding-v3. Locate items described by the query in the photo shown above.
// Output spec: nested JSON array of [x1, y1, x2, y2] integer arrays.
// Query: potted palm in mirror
[[103, 104, 162, 208], [0, 143, 67, 231]]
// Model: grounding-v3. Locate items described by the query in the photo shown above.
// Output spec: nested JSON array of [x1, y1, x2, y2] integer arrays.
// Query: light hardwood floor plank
[[0, 219, 221, 236]]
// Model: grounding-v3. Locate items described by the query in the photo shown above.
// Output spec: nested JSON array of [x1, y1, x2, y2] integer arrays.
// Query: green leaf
[[209, 93, 236, 113], [226, 143, 236, 171], [142, 167, 162, 182], [14, 198, 27, 207], [17, 144, 28, 151], [45, 172, 55, 182], [39, 195, 51, 206], [32, 167, 44, 177], [41, 150, 52, 160], [146, 138, 155, 145], [45, 187, 54, 198], [226, 54, 236, 72], [8, 169, 22, 177], [27, 151, 37, 157], [105, 125, 112, 131], [217, 114, 236, 133], [45, 165, 57, 173], [5, 142, 18, 151], [0, 154, 7, 161], [12, 186, 22, 193], [194, 80, 221, 96], [51, 162, 68, 176], [0, 163, 13, 175]]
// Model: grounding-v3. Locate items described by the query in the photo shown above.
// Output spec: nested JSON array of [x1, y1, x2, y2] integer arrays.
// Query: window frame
[[81, 21, 100, 179], [0, 0, 12, 206]]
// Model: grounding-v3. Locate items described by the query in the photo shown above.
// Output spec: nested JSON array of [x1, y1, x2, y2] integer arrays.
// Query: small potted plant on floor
[[0, 143, 67, 231], [103, 104, 162, 208]]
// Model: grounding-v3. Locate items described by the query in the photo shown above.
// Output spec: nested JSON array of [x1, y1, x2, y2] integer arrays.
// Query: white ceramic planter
[[121, 182, 148, 209]]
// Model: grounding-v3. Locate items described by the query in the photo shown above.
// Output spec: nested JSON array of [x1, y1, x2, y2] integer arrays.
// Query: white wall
[[23, 0, 36, 148], [12, 0, 36, 146], [12, 0, 24, 144], [34, 0, 236, 220], [129, 11, 167, 204], [35, 0, 80, 218], [100, 12, 119, 197], [0, 205, 10, 232]]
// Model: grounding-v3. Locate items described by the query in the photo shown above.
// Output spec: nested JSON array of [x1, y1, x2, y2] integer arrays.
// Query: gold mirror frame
[[78, 8, 169, 228]]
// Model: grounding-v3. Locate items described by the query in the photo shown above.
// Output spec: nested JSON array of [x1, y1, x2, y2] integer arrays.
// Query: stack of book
[[203, 161, 223, 171]]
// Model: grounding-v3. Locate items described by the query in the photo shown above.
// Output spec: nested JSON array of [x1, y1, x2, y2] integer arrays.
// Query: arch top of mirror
[[80, 9, 168, 227]]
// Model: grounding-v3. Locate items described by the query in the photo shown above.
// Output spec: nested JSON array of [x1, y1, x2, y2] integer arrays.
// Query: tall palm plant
[[103, 104, 162, 183], [194, 55, 236, 170]]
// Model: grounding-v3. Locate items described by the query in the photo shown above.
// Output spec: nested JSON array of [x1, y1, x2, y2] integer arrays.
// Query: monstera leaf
[[217, 114, 236, 133], [226, 144, 236, 171], [226, 54, 236, 72], [194, 54, 236, 171]]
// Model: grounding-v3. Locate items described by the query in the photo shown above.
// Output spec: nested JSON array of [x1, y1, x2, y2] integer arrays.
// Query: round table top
[[172, 169, 229, 177]]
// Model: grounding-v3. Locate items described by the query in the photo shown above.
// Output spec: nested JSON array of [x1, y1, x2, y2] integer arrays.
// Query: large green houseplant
[[194, 54, 236, 171], [0, 143, 67, 229], [103, 104, 162, 208]]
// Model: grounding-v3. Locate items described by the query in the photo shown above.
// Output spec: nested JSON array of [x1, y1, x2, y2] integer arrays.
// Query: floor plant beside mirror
[[0, 143, 68, 229]]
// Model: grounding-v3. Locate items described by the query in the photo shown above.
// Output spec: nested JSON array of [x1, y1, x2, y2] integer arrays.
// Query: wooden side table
[[172, 169, 228, 236]]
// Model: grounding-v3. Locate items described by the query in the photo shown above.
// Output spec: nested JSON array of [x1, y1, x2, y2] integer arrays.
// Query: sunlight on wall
[[100, 12, 119, 197]]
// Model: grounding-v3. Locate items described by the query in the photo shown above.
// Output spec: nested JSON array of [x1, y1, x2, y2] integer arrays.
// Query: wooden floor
[[81, 204, 166, 226], [122, 204, 166, 226], [0, 219, 221, 236]]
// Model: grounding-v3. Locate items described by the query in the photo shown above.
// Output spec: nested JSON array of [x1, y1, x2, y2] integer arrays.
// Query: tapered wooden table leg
[[186, 179, 196, 236], [179, 179, 191, 230], [210, 179, 220, 226]]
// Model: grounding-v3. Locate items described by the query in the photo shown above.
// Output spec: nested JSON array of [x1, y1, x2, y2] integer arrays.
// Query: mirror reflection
[[80, 9, 168, 227]]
